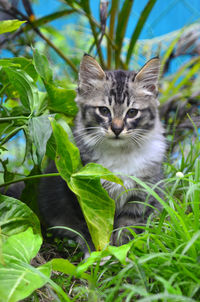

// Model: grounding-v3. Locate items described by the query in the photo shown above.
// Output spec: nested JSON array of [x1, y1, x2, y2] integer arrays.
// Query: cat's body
[[39, 55, 166, 251]]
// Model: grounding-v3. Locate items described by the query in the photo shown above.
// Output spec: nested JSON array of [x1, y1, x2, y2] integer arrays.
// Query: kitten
[[39, 54, 166, 251]]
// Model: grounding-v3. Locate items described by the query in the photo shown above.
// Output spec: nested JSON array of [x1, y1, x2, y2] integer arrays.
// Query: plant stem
[[10, 7, 78, 73], [107, 0, 119, 69], [23, 9, 75, 32], [0, 172, 60, 188], [0, 116, 29, 122], [32, 27, 78, 73], [0, 126, 25, 146], [69, 0, 105, 68]]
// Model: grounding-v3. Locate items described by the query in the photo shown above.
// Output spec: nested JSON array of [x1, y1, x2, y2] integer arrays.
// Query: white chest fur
[[96, 132, 166, 177], [94, 130, 166, 210]]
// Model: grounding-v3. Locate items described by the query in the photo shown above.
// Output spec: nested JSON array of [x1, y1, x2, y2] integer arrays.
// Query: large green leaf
[[3, 67, 39, 112], [28, 116, 52, 166], [0, 228, 51, 302], [51, 119, 122, 250], [0, 195, 41, 238], [70, 177, 115, 251], [0, 20, 26, 34]]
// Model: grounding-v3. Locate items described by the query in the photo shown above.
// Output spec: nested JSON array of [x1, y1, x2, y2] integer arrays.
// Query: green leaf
[[33, 48, 53, 82], [8, 58, 38, 82], [3, 67, 39, 112], [0, 195, 41, 238], [0, 58, 38, 82], [0, 60, 20, 68], [73, 163, 123, 186], [46, 83, 78, 117], [50, 119, 82, 182], [107, 242, 133, 265], [0, 20, 26, 35], [34, 91, 48, 116], [70, 177, 115, 251], [0, 228, 51, 302], [28, 116, 52, 166], [51, 258, 91, 281], [51, 119, 117, 250], [76, 250, 106, 276]]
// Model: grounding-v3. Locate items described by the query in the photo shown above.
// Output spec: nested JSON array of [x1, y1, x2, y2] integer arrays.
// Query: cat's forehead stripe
[[106, 70, 132, 105]]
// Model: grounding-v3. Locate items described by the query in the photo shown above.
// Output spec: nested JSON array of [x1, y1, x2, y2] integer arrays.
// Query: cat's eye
[[99, 106, 111, 117], [126, 108, 138, 118]]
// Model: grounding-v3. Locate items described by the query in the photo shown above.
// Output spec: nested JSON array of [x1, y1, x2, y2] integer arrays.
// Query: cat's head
[[75, 54, 161, 148]]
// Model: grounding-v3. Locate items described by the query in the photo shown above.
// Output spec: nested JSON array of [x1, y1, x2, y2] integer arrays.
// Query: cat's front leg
[[111, 198, 147, 246]]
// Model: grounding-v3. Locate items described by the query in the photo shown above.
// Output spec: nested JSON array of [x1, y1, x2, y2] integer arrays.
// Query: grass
[[29, 130, 200, 302]]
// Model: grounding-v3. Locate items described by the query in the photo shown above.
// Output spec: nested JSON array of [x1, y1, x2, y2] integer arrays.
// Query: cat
[[39, 54, 166, 253]]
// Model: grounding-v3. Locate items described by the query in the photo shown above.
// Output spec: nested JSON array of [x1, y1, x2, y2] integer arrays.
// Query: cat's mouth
[[107, 135, 125, 142]]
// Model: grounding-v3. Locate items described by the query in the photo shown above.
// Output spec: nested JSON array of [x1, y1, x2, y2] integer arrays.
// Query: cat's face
[[75, 55, 160, 148]]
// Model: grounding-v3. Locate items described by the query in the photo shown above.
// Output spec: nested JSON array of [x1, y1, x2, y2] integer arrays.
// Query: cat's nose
[[111, 119, 124, 137]]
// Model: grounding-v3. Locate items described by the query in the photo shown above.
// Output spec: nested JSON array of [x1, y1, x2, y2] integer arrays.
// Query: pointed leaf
[[107, 242, 133, 265], [50, 119, 82, 181], [4, 67, 39, 112], [51, 258, 91, 281], [73, 162, 123, 186], [33, 48, 53, 82], [28, 116, 52, 166], [0, 20, 26, 34]]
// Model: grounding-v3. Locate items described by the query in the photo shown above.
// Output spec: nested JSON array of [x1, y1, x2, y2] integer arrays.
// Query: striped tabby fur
[[39, 54, 166, 251]]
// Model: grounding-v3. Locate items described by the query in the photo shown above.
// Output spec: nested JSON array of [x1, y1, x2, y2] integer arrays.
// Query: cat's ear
[[78, 54, 105, 93], [134, 57, 160, 94]]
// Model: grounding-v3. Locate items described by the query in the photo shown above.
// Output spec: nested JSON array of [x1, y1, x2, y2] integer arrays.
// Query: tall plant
[[0, 0, 157, 73]]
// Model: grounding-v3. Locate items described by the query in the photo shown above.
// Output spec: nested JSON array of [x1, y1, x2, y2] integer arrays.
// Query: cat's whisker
[[131, 134, 148, 145], [84, 133, 104, 147], [74, 129, 101, 139], [73, 127, 101, 134]]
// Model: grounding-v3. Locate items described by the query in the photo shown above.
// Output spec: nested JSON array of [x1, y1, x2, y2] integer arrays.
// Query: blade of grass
[[160, 27, 184, 76], [128, 175, 197, 259], [194, 159, 200, 231], [80, 0, 105, 68], [126, 0, 157, 66], [160, 57, 200, 103], [115, 0, 134, 68]]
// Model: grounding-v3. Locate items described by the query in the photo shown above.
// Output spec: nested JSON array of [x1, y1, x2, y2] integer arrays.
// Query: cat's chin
[[105, 136, 130, 147]]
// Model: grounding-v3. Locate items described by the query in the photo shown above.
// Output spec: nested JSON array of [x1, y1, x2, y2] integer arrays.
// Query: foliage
[[0, 19, 26, 35], [0, 4, 200, 302]]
